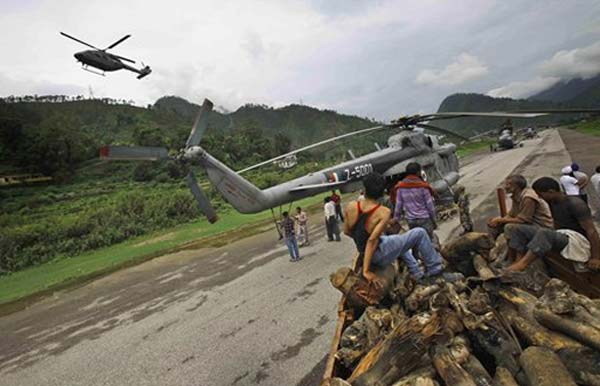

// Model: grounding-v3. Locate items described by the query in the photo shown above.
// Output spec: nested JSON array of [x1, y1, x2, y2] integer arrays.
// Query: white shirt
[[591, 173, 600, 197], [324, 202, 336, 218], [560, 175, 580, 195]]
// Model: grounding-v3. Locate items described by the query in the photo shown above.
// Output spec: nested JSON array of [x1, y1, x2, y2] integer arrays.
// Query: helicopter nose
[[74, 52, 83, 61]]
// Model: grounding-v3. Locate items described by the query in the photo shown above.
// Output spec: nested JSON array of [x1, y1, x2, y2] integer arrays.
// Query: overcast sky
[[1, 0, 600, 120]]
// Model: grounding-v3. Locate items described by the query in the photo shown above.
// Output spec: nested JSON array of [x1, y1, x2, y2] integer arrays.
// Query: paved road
[[0, 130, 567, 386]]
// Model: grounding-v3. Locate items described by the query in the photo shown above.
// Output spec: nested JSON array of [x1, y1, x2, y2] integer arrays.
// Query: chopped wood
[[492, 367, 519, 386], [462, 355, 493, 386], [519, 346, 577, 386], [349, 314, 440, 386], [431, 344, 477, 386], [534, 306, 600, 352], [473, 254, 496, 281]]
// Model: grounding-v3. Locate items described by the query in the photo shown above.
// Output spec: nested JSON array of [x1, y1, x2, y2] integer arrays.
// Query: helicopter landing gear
[[81, 65, 105, 77]]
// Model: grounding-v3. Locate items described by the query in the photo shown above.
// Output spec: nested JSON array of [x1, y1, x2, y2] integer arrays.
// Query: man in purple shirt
[[391, 162, 437, 239]]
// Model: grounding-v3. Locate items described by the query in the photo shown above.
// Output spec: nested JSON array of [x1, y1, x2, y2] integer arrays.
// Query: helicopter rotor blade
[[105, 34, 131, 50], [237, 124, 392, 174], [424, 112, 549, 121], [415, 123, 469, 141], [185, 99, 214, 149], [110, 53, 136, 64], [60, 32, 101, 50], [186, 171, 218, 223], [99, 145, 169, 161]]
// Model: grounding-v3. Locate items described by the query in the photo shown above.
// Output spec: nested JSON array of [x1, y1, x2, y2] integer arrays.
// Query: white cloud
[[540, 41, 600, 79], [415, 53, 488, 86], [0, 0, 599, 120], [486, 76, 560, 98]]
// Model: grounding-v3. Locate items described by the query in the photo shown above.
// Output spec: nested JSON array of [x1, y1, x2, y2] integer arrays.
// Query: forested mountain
[[435, 82, 600, 137], [154, 96, 377, 146], [528, 75, 600, 105], [0, 96, 377, 177]]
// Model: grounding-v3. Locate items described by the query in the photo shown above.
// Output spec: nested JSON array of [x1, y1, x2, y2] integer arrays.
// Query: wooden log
[[492, 367, 519, 386], [519, 346, 576, 386], [473, 254, 496, 280], [540, 278, 600, 329], [462, 355, 493, 386], [557, 347, 600, 386], [441, 232, 495, 276], [489, 234, 508, 263], [390, 366, 437, 386], [431, 344, 477, 386], [330, 265, 396, 311], [499, 302, 582, 351], [534, 306, 600, 352], [468, 326, 520, 376], [349, 314, 440, 386], [501, 304, 600, 386]]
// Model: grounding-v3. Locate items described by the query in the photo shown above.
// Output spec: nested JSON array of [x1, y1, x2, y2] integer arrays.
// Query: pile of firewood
[[327, 233, 600, 386]]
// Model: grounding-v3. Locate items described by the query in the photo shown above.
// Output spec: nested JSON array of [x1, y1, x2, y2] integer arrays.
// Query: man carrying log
[[505, 177, 600, 272], [343, 172, 454, 287]]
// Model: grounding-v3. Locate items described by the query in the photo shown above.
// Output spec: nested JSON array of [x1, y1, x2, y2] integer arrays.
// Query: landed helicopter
[[99, 99, 599, 225], [60, 32, 151, 79], [490, 119, 521, 151]]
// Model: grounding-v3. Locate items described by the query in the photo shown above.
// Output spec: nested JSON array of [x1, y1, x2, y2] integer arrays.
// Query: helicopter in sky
[[60, 32, 151, 79], [99, 99, 596, 225]]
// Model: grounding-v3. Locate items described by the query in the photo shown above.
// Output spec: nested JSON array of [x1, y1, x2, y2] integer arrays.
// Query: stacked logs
[[327, 232, 600, 386]]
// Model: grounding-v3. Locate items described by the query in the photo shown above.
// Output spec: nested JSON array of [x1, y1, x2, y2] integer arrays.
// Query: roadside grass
[[0, 194, 324, 307], [457, 139, 495, 158], [574, 119, 600, 136]]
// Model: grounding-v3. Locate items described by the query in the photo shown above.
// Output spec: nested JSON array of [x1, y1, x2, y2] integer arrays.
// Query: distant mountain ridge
[[435, 75, 600, 136], [528, 75, 600, 106], [154, 95, 377, 146]]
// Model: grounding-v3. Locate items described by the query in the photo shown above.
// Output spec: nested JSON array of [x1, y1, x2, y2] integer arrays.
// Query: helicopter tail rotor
[[99, 99, 220, 223], [186, 171, 218, 223]]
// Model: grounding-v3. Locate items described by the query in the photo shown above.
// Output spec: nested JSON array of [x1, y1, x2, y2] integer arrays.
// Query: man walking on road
[[324, 197, 341, 241], [280, 211, 301, 262], [295, 206, 309, 246]]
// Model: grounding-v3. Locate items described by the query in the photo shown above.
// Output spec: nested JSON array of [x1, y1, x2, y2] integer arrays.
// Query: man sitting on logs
[[505, 176, 600, 272], [488, 174, 554, 235], [343, 172, 454, 287]]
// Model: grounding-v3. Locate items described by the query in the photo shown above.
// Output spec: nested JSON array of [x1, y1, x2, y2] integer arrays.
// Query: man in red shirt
[[331, 190, 344, 221]]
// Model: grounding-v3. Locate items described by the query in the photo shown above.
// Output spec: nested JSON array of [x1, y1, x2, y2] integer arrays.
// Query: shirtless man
[[343, 172, 446, 287]]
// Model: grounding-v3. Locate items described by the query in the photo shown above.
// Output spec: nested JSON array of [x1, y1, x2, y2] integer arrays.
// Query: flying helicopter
[[60, 32, 151, 79], [99, 99, 600, 225]]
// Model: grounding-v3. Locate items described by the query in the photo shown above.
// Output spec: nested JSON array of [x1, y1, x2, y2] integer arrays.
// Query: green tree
[[22, 113, 96, 177]]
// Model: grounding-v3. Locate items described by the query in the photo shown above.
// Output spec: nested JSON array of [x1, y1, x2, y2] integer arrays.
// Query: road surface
[[0, 129, 577, 386]]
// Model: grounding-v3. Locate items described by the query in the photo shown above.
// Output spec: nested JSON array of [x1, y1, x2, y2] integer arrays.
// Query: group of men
[[488, 172, 600, 272], [560, 162, 600, 206], [279, 189, 344, 262], [281, 160, 600, 281]]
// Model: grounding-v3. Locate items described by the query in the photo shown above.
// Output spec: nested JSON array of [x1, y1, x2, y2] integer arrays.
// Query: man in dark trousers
[[505, 177, 600, 272], [331, 190, 344, 222], [391, 162, 437, 239], [324, 197, 341, 241], [280, 211, 301, 262]]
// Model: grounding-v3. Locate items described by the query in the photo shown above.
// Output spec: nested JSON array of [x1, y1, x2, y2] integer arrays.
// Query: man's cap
[[561, 166, 572, 174]]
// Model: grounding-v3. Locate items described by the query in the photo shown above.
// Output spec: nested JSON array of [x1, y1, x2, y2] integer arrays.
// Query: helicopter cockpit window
[[401, 137, 411, 148], [426, 136, 433, 148]]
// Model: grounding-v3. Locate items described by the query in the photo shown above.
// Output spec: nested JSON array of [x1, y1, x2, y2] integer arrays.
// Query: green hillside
[[0, 95, 380, 275]]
